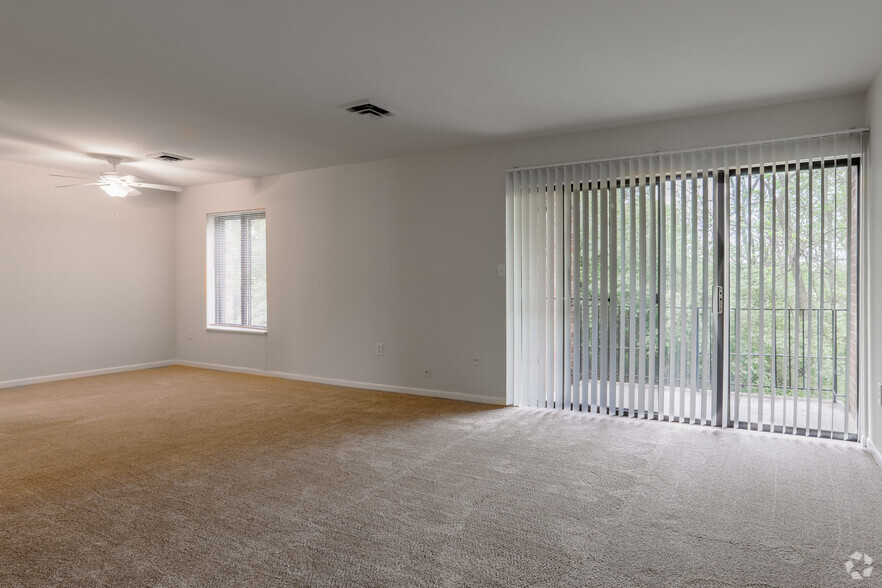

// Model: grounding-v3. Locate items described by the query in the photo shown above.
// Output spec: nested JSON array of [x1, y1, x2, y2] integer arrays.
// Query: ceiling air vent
[[336, 99, 395, 120], [147, 152, 193, 163]]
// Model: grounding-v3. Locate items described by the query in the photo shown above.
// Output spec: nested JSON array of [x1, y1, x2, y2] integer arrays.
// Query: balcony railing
[[559, 301, 849, 403]]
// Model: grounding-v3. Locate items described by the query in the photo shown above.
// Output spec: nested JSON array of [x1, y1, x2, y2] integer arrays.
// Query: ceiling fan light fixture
[[100, 181, 134, 198]]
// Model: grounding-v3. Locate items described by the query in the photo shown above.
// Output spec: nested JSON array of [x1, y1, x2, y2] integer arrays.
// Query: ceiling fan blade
[[55, 182, 102, 188], [120, 175, 141, 182], [127, 181, 183, 192], [129, 189, 143, 197], [50, 173, 88, 179]]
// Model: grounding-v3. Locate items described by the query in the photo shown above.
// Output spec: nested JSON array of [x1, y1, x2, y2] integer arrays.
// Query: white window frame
[[206, 209, 267, 334]]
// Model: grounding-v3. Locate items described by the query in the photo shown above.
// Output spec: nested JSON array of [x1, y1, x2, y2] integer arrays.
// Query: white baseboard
[[175, 360, 505, 406], [868, 438, 882, 469], [0, 360, 176, 390]]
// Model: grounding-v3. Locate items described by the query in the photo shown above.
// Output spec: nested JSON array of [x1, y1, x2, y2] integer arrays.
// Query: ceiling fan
[[54, 156, 183, 197]]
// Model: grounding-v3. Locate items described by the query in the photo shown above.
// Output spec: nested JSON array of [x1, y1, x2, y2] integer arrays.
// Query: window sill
[[206, 325, 268, 335]]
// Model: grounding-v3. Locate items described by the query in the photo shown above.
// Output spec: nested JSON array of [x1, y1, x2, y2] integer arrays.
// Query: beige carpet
[[1, 366, 880, 587]]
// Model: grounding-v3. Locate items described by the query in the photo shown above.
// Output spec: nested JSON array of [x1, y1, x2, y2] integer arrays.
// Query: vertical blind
[[726, 134, 864, 438], [505, 131, 866, 438]]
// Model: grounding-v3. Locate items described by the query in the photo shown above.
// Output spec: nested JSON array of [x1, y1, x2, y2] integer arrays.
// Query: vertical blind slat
[[679, 154, 688, 422], [758, 143, 767, 429], [810, 140, 818, 434], [700, 156, 710, 424], [658, 156, 667, 420], [638, 157, 648, 419], [622, 160, 637, 417], [597, 164, 610, 414], [769, 141, 777, 430], [545, 169, 554, 408], [571, 167, 582, 411], [609, 160, 619, 415], [667, 159, 674, 419], [505, 171, 515, 405], [746, 145, 754, 430], [530, 168, 540, 409], [590, 164, 600, 412], [557, 167, 567, 410], [690, 152, 699, 423], [845, 137, 853, 438], [785, 141, 794, 431], [618, 159, 625, 416], [649, 155, 658, 419], [734, 147, 743, 426]]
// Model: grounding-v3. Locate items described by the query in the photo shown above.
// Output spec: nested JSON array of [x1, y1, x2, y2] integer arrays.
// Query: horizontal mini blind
[[207, 210, 267, 329], [505, 130, 865, 437]]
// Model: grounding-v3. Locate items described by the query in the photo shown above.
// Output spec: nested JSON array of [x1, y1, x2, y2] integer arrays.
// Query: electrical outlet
[[497, 264, 505, 277], [424, 365, 431, 379], [376, 342, 384, 356], [472, 353, 481, 367]]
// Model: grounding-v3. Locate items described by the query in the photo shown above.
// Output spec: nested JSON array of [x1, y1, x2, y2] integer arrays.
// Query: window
[[206, 210, 267, 332]]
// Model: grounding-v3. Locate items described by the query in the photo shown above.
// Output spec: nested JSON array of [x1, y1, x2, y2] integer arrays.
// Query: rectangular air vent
[[336, 99, 395, 119], [147, 152, 193, 163]]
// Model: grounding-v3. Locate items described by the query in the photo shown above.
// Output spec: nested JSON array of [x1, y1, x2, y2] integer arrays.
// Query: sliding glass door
[[505, 131, 865, 440], [727, 138, 860, 438]]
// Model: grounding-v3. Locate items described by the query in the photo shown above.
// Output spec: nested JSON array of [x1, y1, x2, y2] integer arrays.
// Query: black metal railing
[[557, 301, 848, 403]]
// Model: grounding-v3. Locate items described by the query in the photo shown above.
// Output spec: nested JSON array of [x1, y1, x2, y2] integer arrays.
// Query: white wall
[[0, 160, 176, 385], [176, 93, 867, 405], [866, 75, 882, 450]]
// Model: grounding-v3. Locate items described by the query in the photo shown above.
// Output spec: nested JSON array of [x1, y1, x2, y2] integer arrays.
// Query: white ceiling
[[3, 0, 882, 187]]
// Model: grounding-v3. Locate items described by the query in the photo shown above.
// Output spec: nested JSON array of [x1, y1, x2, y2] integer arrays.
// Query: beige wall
[[175, 93, 868, 406], [0, 160, 176, 384]]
